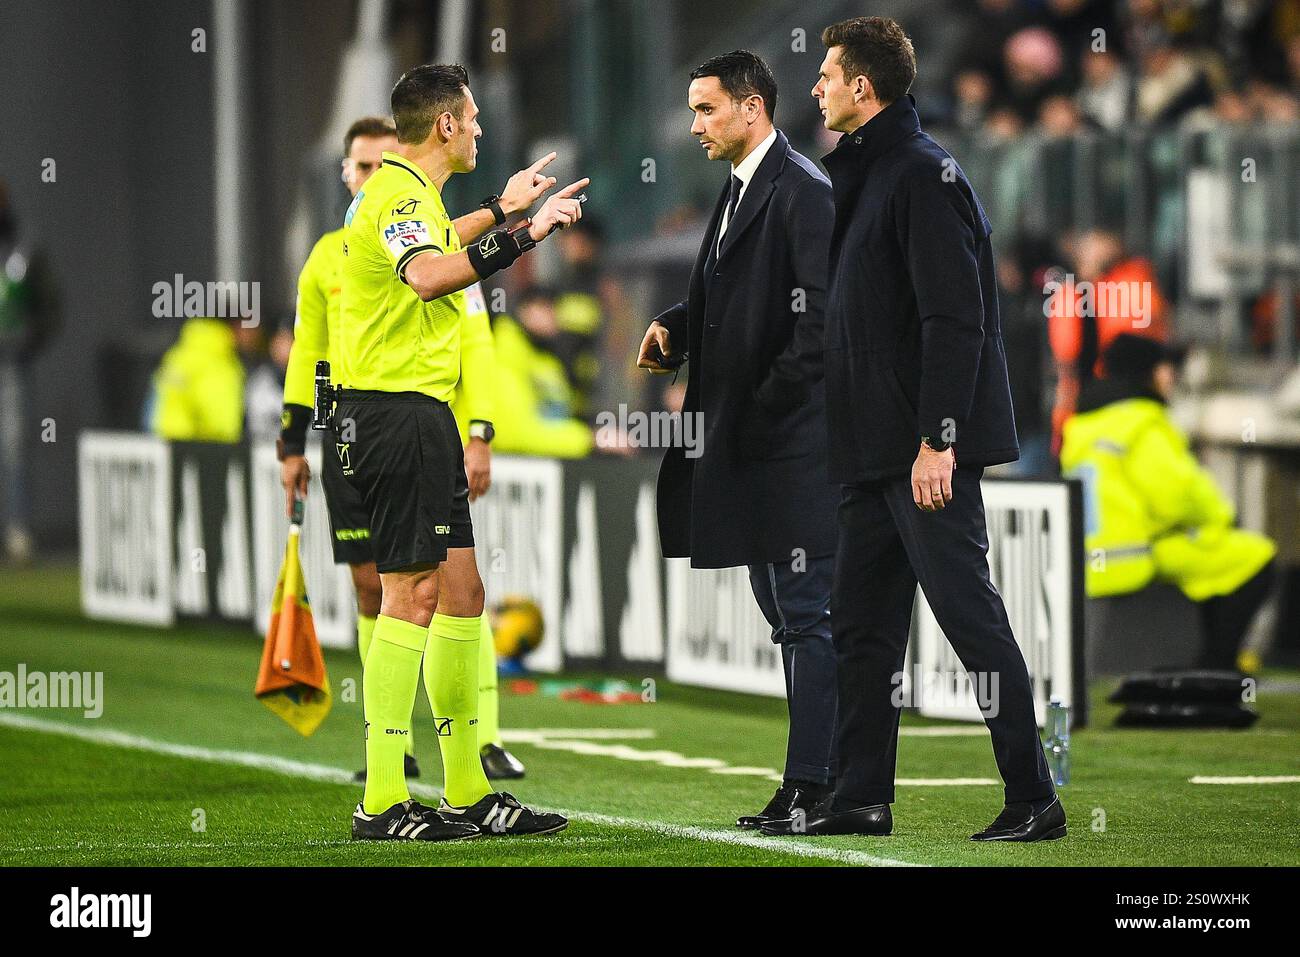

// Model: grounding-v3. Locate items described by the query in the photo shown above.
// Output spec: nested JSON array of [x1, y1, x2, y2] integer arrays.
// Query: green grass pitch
[[1, 564, 1296, 867]]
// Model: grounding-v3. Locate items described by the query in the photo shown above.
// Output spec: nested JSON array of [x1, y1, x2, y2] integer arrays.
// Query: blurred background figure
[[148, 317, 245, 444], [490, 286, 596, 458], [1060, 334, 1276, 671], [551, 217, 607, 422], [242, 320, 291, 448], [0, 181, 57, 563], [1047, 228, 1169, 458]]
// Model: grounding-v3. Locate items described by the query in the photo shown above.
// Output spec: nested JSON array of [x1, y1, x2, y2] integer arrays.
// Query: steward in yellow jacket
[[487, 287, 593, 458], [1060, 334, 1275, 668], [151, 317, 245, 443]]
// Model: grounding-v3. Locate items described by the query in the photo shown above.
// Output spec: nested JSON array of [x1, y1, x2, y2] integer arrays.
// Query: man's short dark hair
[[821, 16, 916, 105], [690, 50, 778, 121], [390, 64, 470, 144], [343, 116, 396, 156]]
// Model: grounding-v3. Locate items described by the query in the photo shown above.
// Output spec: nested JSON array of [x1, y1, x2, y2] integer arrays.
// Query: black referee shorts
[[319, 438, 374, 567], [332, 390, 474, 573]]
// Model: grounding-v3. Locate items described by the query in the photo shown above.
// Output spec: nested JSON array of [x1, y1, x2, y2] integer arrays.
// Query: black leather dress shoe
[[480, 743, 526, 780], [970, 797, 1067, 842], [736, 782, 825, 830], [759, 797, 892, 837]]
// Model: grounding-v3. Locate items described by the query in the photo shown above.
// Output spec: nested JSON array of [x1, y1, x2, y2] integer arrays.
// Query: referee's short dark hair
[[391, 64, 470, 144], [821, 16, 916, 105], [690, 50, 778, 121], [343, 116, 396, 155]]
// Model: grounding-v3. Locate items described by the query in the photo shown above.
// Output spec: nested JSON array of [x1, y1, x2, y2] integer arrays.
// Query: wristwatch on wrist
[[469, 420, 495, 443], [479, 194, 506, 226], [920, 435, 952, 453]]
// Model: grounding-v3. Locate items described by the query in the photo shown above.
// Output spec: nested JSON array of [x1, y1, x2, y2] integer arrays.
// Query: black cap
[[1102, 333, 1187, 381]]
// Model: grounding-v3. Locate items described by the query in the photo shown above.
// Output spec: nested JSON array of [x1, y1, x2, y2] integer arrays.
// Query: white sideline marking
[[502, 729, 657, 742], [899, 726, 990, 737], [0, 713, 917, 867], [1189, 775, 1300, 785], [514, 735, 996, 786]]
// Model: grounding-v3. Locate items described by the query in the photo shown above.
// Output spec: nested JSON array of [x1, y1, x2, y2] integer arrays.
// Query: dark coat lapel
[[717, 129, 788, 263]]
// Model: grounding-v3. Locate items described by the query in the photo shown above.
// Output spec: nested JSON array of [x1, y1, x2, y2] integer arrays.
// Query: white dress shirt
[[717, 127, 778, 251]]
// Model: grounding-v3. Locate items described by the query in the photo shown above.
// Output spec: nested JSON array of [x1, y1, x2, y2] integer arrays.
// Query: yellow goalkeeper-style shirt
[[450, 280, 494, 441], [283, 227, 344, 408], [337, 151, 464, 401]]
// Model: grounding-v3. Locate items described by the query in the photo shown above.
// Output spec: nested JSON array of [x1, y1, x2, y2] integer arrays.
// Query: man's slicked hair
[[821, 16, 916, 105], [390, 64, 470, 144], [343, 115, 396, 156], [690, 50, 778, 121]]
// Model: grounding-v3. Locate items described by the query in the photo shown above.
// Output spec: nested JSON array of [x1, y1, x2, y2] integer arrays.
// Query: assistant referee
[[340, 64, 587, 842]]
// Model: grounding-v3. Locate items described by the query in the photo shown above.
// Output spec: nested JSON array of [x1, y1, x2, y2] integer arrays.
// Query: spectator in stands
[[489, 286, 596, 458], [149, 317, 245, 443], [1077, 47, 1134, 131], [1047, 228, 1170, 457], [1038, 92, 1083, 136], [1060, 334, 1276, 671], [1000, 26, 1069, 124], [1133, 34, 1216, 125], [1043, 0, 1119, 70], [241, 320, 290, 447], [552, 218, 607, 420]]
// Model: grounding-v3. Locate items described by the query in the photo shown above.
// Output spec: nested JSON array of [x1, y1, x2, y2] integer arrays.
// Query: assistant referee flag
[[255, 499, 332, 736]]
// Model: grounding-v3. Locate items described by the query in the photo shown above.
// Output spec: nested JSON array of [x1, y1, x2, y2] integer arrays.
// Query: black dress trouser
[[832, 465, 1055, 807]]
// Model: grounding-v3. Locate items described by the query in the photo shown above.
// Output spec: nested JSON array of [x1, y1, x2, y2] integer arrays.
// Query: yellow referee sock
[[477, 613, 503, 749], [424, 613, 492, 807], [359, 613, 415, 759], [361, 615, 425, 814]]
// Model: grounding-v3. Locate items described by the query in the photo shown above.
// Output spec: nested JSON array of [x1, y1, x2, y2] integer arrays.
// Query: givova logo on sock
[[434, 717, 453, 736], [50, 887, 151, 937]]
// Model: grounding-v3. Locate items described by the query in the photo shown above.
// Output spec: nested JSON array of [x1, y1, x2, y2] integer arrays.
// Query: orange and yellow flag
[[255, 500, 332, 736]]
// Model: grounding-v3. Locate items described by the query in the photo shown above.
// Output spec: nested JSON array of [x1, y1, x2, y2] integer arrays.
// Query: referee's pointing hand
[[530, 178, 590, 241], [500, 151, 559, 216]]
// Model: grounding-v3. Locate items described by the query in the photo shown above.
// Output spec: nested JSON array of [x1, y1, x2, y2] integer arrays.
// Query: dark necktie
[[717, 174, 743, 257]]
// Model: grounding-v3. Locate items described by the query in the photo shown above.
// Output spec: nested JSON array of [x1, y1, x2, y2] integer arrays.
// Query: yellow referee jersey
[[283, 227, 344, 408], [337, 151, 465, 401]]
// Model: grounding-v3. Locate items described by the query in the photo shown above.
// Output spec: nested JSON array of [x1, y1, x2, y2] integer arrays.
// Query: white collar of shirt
[[732, 127, 777, 192], [720, 127, 777, 239]]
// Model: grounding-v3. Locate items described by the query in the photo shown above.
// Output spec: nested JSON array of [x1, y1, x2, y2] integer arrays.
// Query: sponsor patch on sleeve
[[464, 282, 487, 314], [382, 219, 434, 258]]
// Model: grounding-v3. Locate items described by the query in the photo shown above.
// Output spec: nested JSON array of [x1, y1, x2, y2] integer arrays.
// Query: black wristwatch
[[479, 194, 506, 226], [469, 420, 495, 443], [920, 435, 952, 453]]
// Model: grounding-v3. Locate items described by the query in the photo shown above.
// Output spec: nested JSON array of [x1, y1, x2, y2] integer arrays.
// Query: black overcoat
[[654, 130, 838, 568], [822, 96, 1019, 483]]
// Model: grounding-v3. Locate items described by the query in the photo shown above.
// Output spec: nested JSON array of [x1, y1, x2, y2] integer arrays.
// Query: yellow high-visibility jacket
[[487, 315, 593, 458], [151, 318, 244, 443], [449, 282, 493, 444], [1060, 396, 1275, 600]]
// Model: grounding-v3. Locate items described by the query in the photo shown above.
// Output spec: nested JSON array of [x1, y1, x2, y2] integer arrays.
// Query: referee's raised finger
[[527, 151, 557, 174], [556, 177, 590, 198]]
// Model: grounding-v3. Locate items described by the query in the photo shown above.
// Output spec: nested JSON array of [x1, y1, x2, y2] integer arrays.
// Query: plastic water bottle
[[1045, 697, 1071, 786]]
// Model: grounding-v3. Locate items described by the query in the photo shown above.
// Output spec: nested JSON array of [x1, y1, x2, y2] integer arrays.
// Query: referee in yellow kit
[[278, 115, 529, 785], [340, 64, 586, 842]]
